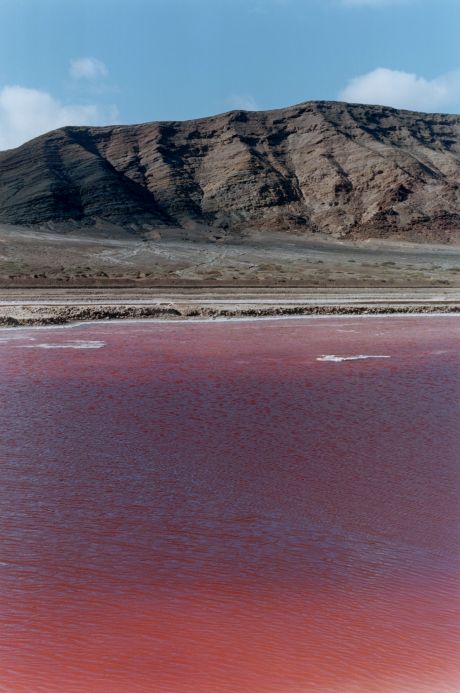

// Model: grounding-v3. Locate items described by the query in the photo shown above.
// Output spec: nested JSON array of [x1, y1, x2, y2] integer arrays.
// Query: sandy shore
[[0, 288, 459, 326]]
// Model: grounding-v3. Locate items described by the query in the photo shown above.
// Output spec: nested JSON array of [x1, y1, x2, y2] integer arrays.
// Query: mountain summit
[[1, 100, 459, 242]]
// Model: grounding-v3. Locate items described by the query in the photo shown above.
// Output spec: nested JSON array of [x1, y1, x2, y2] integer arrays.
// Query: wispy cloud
[[0, 85, 118, 150], [339, 67, 460, 112], [227, 94, 258, 111], [69, 57, 109, 81]]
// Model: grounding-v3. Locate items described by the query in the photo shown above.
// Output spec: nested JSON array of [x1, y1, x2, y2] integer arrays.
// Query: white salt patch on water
[[317, 354, 391, 362], [0, 335, 35, 343], [20, 340, 106, 350]]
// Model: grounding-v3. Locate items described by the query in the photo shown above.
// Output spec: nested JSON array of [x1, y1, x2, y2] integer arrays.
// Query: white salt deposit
[[20, 340, 106, 349], [317, 354, 391, 362]]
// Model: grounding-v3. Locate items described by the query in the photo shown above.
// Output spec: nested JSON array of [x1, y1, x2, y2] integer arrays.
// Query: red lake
[[0, 315, 459, 692]]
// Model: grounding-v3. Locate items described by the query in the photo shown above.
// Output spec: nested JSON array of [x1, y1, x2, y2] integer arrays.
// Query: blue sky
[[0, 0, 459, 148]]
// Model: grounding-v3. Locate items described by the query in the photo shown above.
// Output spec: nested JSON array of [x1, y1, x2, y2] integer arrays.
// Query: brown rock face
[[1, 100, 460, 241]]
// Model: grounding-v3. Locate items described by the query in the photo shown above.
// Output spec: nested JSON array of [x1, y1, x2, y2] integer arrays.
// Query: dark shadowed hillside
[[1, 100, 460, 242]]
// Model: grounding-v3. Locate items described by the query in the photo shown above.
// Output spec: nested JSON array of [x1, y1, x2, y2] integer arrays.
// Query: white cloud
[[69, 57, 108, 80], [0, 85, 118, 150], [227, 94, 258, 111], [339, 67, 460, 112]]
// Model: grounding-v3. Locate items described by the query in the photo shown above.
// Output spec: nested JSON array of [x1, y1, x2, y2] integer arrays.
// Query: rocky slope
[[1, 100, 460, 242]]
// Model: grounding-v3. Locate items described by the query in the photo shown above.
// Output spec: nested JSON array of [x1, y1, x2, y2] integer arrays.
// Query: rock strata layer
[[1, 101, 460, 241]]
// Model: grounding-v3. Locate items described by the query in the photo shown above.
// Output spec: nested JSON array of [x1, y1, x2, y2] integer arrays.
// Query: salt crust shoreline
[[0, 302, 459, 328]]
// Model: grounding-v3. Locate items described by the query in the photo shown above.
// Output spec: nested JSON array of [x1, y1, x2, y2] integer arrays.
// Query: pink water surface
[[0, 315, 459, 692]]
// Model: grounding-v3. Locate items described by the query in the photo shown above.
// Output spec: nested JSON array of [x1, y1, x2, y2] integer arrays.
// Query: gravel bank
[[1, 301, 459, 327]]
